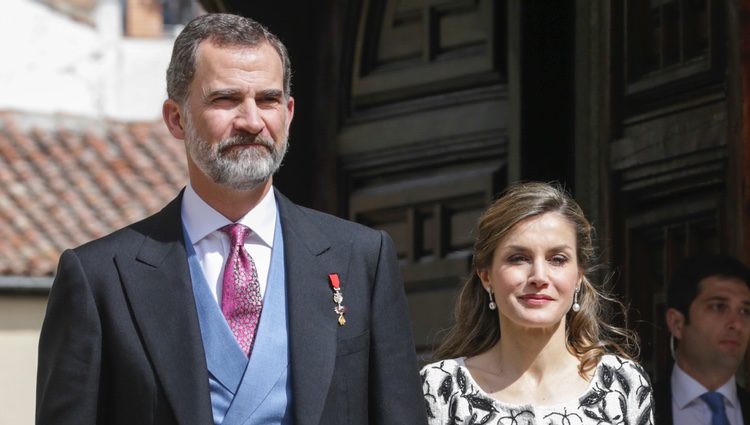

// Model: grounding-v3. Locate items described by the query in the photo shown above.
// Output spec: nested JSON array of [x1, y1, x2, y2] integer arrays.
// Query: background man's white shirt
[[671, 362, 744, 425]]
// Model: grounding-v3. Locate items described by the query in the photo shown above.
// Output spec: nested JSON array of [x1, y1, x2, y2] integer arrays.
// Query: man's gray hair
[[166, 13, 292, 104]]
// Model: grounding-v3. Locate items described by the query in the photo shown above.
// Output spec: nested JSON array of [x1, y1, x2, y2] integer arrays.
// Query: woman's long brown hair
[[433, 182, 639, 377]]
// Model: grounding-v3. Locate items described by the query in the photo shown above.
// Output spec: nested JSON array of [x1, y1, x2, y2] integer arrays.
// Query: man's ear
[[285, 96, 295, 133], [163, 99, 186, 140], [665, 308, 686, 340]]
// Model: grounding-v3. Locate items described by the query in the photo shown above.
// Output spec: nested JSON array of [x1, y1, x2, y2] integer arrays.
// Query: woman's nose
[[528, 258, 550, 287]]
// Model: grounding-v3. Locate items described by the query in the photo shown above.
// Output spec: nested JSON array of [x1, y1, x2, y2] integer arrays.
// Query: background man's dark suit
[[36, 190, 426, 425], [653, 375, 750, 424]]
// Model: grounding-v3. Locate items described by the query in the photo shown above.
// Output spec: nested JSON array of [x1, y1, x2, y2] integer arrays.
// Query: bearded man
[[36, 13, 427, 425]]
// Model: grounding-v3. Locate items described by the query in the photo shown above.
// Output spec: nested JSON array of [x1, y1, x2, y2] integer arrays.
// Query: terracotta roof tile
[[0, 111, 188, 276]]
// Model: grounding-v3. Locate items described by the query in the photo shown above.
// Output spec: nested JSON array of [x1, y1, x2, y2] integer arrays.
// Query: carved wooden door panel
[[338, 0, 506, 354], [607, 0, 737, 383]]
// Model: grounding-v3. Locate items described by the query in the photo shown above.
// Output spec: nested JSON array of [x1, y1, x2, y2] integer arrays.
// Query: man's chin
[[218, 177, 270, 192]]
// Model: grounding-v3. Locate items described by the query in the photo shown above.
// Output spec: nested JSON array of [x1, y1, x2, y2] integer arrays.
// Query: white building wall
[[0, 0, 177, 121]]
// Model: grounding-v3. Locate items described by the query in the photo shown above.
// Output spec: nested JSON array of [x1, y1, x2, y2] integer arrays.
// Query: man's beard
[[184, 113, 288, 191]]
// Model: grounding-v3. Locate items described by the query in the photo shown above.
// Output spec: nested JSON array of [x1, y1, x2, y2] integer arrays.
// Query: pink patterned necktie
[[220, 224, 263, 356]]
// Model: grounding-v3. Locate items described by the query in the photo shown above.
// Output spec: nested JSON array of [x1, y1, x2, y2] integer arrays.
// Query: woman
[[421, 182, 653, 424]]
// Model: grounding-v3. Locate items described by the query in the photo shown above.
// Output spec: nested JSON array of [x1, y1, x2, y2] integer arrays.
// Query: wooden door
[[338, 0, 507, 355]]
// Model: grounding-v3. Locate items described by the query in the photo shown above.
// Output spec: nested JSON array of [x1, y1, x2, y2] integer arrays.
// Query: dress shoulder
[[595, 354, 652, 388], [420, 358, 463, 376], [581, 354, 654, 424], [420, 358, 467, 399]]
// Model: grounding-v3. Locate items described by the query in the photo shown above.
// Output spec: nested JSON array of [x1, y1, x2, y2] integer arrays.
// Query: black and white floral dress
[[420, 354, 654, 425]]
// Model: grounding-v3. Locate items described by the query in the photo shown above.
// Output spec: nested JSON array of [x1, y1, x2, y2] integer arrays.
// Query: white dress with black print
[[420, 354, 654, 425]]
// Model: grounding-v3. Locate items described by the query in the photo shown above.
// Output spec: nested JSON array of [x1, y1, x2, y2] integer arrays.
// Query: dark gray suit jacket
[[36, 189, 427, 425]]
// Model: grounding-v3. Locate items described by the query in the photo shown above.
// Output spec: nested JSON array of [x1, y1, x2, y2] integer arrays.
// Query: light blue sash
[[183, 214, 291, 425]]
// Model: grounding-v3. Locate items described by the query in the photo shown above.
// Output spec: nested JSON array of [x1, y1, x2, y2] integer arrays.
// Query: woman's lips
[[518, 294, 553, 306]]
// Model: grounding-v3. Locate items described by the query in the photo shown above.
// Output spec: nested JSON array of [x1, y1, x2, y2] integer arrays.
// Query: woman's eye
[[508, 255, 527, 264], [549, 256, 568, 265]]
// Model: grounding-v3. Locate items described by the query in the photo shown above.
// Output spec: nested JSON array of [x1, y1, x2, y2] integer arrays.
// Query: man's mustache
[[218, 135, 275, 153]]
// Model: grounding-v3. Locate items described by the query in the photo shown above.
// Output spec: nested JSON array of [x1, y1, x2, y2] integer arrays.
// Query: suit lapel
[[276, 191, 351, 425], [116, 194, 213, 425], [738, 385, 750, 423]]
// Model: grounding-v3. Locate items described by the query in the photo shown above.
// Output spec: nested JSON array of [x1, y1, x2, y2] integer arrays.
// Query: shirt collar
[[671, 362, 740, 409], [181, 183, 277, 247]]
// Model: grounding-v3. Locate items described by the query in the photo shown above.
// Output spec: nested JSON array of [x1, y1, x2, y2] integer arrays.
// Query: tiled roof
[[0, 111, 188, 277]]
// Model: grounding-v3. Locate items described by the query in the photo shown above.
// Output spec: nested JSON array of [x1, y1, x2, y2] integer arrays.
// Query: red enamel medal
[[328, 273, 347, 326]]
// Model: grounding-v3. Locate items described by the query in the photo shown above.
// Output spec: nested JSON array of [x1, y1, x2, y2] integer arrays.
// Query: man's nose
[[726, 309, 746, 330], [234, 100, 264, 134]]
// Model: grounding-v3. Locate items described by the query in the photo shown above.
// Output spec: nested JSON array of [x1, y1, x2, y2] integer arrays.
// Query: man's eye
[[258, 97, 281, 106], [709, 303, 727, 312]]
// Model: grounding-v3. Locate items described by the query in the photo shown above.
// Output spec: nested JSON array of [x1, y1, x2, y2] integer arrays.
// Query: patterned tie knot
[[701, 391, 729, 425], [221, 223, 250, 248]]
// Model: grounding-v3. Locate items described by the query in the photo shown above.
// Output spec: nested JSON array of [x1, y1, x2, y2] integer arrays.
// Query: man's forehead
[[196, 39, 280, 63], [695, 275, 750, 300], [190, 40, 285, 95]]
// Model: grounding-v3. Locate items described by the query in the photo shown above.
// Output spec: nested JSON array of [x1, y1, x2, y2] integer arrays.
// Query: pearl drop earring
[[486, 287, 497, 310], [572, 286, 581, 312]]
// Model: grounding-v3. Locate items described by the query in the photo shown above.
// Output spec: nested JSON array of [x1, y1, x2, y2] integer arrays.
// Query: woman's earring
[[486, 287, 497, 310], [572, 286, 581, 312]]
